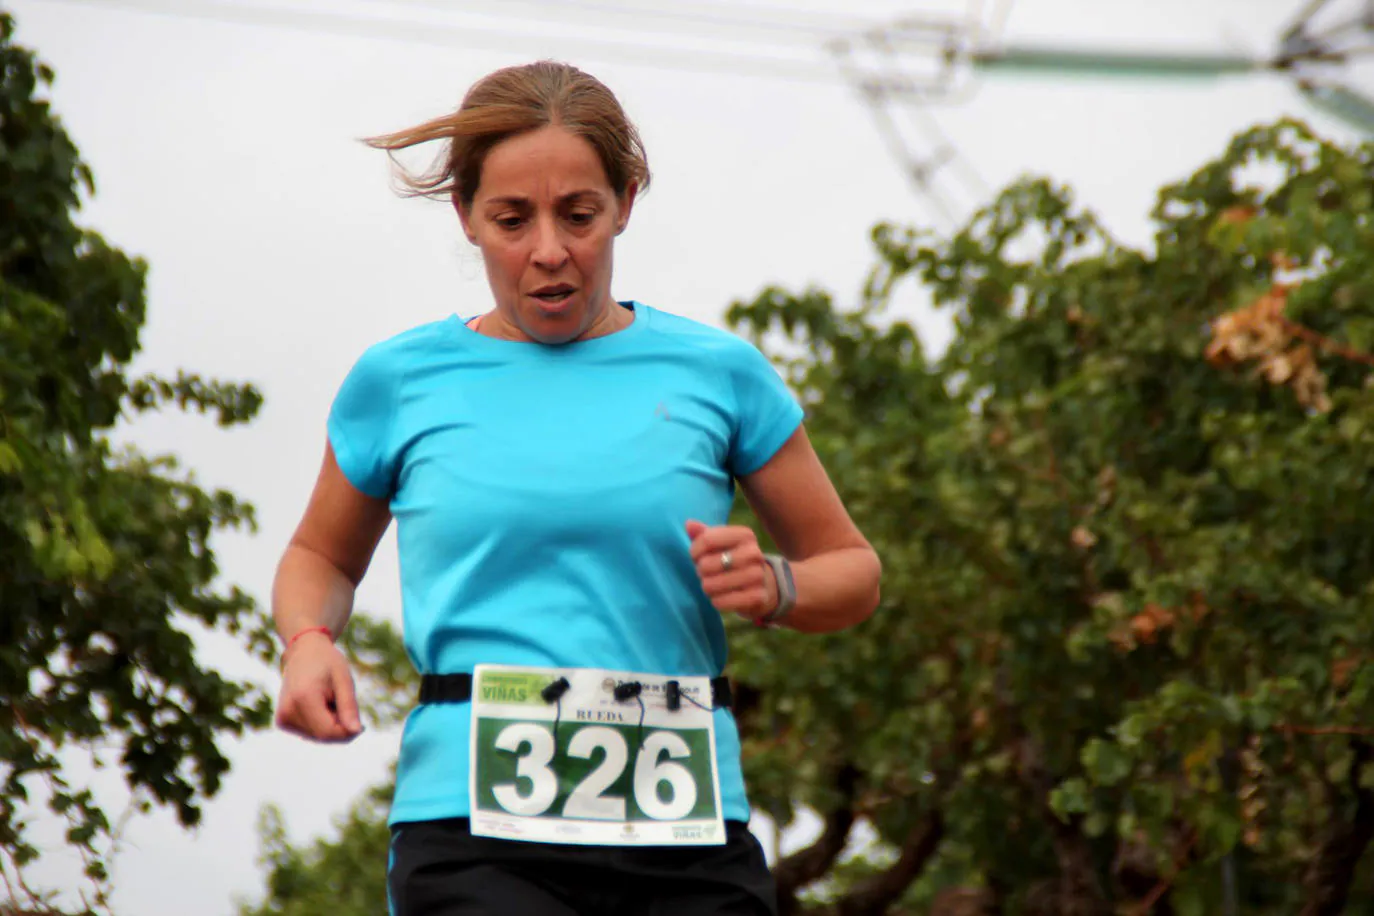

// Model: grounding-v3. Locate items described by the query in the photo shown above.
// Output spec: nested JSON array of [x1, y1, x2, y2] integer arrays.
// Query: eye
[[494, 215, 523, 230], [567, 210, 596, 226]]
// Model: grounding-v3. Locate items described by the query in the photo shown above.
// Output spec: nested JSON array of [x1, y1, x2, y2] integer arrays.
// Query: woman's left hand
[[685, 519, 778, 622]]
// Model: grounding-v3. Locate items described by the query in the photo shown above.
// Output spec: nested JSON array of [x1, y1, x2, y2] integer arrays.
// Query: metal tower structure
[[831, 0, 1374, 223]]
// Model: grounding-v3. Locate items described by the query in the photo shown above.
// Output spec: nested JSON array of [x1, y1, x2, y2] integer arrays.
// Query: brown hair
[[365, 61, 650, 210]]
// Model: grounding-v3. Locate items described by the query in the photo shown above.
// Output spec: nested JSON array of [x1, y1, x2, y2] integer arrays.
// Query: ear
[[614, 182, 639, 236], [453, 195, 478, 245]]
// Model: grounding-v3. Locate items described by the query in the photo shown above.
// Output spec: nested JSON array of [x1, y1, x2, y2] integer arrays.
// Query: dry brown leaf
[[1333, 655, 1366, 688], [1208, 282, 1334, 413], [1217, 205, 1258, 226], [1109, 598, 1207, 652]]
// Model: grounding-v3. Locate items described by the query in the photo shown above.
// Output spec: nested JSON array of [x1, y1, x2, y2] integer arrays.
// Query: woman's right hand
[[275, 633, 365, 743]]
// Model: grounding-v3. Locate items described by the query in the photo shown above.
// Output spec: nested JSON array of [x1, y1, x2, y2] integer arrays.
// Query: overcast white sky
[[8, 0, 1370, 912]]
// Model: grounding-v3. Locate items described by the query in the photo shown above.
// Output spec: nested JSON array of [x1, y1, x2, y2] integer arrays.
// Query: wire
[[568, 0, 867, 33], [985, 0, 1014, 43], [360, 0, 871, 45], [907, 103, 987, 196], [1310, 8, 1374, 50], [875, 27, 986, 220], [1283, 0, 1336, 39], [54, 0, 850, 85], [830, 36, 967, 228], [55, 0, 1001, 209], [965, 0, 985, 33]]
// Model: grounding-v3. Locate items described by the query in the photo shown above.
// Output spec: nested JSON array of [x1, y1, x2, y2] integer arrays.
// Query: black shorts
[[388, 818, 777, 916]]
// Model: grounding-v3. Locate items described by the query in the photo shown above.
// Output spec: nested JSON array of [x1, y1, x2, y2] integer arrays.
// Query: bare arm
[[272, 443, 392, 742], [739, 427, 881, 633]]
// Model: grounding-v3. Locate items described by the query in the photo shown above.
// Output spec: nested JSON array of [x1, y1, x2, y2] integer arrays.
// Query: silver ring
[[720, 550, 734, 572]]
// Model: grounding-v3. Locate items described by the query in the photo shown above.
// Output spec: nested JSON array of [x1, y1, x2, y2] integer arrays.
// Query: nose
[[530, 214, 569, 271]]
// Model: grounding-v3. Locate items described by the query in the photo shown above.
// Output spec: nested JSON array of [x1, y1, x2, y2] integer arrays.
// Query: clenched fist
[[685, 519, 778, 622], [275, 631, 364, 743]]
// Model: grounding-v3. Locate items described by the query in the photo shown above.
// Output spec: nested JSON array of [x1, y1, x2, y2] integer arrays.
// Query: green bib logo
[[477, 671, 550, 707]]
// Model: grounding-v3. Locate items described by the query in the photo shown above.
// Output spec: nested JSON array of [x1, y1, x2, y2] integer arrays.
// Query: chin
[[528, 328, 581, 345], [519, 311, 587, 345]]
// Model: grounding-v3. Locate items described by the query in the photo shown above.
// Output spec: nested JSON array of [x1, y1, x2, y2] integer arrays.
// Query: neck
[[580, 298, 631, 339], [477, 297, 630, 344]]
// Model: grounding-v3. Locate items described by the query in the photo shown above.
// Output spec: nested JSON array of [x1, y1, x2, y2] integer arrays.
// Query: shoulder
[[358, 318, 454, 363], [331, 319, 455, 416], [343, 318, 455, 379], [639, 304, 769, 367]]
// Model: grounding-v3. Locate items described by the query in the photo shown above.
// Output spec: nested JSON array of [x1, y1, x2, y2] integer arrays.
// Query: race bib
[[469, 664, 725, 846]]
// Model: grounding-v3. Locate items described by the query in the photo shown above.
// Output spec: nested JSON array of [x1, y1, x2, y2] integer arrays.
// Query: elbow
[[283, 537, 366, 589], [852, 546, 883, 626], [859, 586, 881, 625]]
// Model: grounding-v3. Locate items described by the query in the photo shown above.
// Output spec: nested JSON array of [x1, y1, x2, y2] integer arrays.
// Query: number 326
[[491, 724, 699, 821]]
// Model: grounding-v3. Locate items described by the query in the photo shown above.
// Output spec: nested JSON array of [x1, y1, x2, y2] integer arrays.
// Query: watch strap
[[758, 553, 796, 626]]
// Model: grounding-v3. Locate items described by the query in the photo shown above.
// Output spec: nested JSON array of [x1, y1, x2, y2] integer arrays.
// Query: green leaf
[[1050, 777, 1092, 818], [0, 15, 268, 906], [0, 440, 21, 474], [1082, 738, 1133, 787]]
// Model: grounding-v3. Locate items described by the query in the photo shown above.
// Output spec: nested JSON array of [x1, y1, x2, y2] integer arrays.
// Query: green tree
[[726, 118, 1374, 915], [239, 120, 1374, 916], [240, 783, 393, 916], [0, 13, 270, 912]]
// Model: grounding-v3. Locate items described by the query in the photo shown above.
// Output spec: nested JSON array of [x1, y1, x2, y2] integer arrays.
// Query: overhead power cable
[[1283, 0, 1337, 41], [829, 9, 989, 231], [358, 0, 870, 45], [53, 0, 858, 84]]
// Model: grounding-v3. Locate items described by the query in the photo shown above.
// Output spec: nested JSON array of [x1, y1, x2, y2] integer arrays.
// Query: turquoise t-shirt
[[327, 302, 804, 828]]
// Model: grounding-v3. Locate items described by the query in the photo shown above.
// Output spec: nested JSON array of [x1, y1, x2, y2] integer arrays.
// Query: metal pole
[[971, 46, 1261, 79], [1300, 82, 1374, 134], [1222, 854, 1239, 916]]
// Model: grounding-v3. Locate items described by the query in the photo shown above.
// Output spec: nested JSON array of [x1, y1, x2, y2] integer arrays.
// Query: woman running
[[272, 60, 881, 916]]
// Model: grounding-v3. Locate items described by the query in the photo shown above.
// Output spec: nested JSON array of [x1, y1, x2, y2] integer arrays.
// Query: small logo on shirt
[[654, 402, 671, 421]]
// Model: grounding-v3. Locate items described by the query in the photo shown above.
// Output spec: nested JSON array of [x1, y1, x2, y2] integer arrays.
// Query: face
[[457, 125, 636, 345]]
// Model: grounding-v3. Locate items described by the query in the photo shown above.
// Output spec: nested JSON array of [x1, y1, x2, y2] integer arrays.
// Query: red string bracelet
[[284, 625, 332, 654]]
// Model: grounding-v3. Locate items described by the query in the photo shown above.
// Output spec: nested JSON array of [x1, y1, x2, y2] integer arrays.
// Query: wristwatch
[[758, 553, 796, 627]]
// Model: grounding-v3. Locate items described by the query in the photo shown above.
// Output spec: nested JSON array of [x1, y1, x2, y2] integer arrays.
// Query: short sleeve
[[728, 339, 805, 477], [326, 346, 399, 500]]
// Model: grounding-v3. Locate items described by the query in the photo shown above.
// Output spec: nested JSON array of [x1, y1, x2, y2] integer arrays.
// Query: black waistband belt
[[419, 672, 733, 710]]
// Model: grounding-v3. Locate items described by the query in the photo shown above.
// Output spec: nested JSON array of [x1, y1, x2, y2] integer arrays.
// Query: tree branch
[[1276, 724, 1374, 737], [834, 810, 945, 916], [1010, 731, 1112, 916], [1300, 739, 1374, 916], [775, 764, 860, 916], [1278, 316, 1374, 367], [1124, 829, 1197, 916]]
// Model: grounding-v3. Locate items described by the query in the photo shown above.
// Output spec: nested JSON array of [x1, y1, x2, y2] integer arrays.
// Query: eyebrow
[[484, 190, 605, 208]]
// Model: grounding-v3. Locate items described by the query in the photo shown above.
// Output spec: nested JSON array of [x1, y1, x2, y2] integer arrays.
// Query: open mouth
[[530, 284, 576, 305]]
